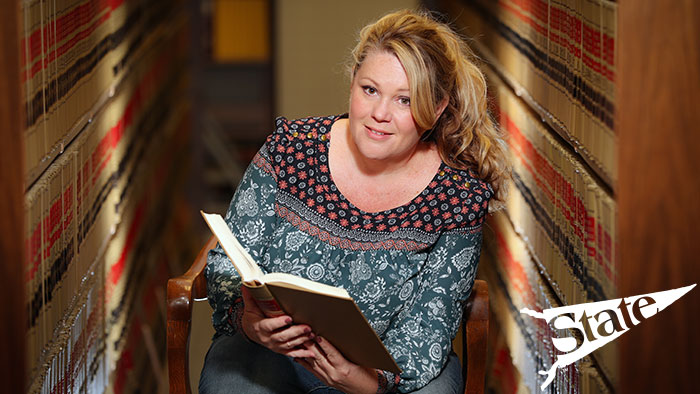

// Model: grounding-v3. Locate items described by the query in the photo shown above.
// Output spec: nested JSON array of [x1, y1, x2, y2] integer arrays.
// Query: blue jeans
[[198, 333, 463, 393]]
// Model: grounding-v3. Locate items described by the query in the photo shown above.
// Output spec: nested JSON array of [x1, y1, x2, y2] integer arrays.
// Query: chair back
[[167, 236, 216, 394], [460, 279, 489, 394]]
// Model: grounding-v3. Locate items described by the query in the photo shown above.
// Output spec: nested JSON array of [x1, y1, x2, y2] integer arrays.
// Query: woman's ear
[[435, 97, 449, 120]]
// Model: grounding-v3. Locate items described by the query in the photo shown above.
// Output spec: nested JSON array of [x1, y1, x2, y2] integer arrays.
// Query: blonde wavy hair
[[350, 9, 511, 204]]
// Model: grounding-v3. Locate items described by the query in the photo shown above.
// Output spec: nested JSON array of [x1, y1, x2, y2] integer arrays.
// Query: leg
[[198, 333, 343, 394], [410, 352, 464, 394], [199, 333, 300, 394]]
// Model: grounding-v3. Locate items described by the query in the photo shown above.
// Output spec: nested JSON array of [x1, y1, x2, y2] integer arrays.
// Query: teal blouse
[[205, 115, 492, 392]]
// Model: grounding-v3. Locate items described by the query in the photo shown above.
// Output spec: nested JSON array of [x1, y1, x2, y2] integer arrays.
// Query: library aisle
[[1, 1, 698, 393]]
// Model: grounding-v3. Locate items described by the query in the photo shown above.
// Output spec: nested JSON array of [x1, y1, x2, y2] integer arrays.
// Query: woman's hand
[[240, 286, 316, 358], [296, 336, 379, 394]]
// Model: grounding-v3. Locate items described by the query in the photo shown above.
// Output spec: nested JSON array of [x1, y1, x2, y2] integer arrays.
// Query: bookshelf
[[434, 0, 700, 393], [438, 0, 618, 390], [0, 1, 198, 392]]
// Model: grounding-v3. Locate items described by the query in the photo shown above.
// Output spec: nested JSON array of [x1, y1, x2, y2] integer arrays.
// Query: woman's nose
[[371, 99, 391, 122]]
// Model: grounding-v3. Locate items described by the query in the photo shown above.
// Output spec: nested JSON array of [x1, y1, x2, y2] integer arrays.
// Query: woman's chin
[[358, 151, 389, 162], [355, 141, 396, 161]]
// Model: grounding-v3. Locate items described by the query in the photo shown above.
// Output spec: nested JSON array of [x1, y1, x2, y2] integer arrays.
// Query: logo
[[520, 284, 696, 390]]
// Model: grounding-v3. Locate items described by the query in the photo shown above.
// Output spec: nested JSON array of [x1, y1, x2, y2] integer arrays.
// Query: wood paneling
[[617, 1, 700, 393], [0, 0, 26, 391]]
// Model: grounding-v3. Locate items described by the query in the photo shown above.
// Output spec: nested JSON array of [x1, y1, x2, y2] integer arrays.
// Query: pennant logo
[[520, 284, 696, 390]]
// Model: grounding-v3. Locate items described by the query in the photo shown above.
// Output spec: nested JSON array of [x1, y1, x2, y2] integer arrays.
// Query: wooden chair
[[457, 279, 489, 394], [167, 236, 489, 394]]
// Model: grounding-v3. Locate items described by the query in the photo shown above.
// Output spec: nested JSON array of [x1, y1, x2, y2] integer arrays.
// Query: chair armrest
[[167, 236, 217, 394], [462, 279, 489, 394]]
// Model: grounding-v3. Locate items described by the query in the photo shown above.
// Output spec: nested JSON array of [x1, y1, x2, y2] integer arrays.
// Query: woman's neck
[[331, 118, 436, 178], [328, 118, 442, 213]]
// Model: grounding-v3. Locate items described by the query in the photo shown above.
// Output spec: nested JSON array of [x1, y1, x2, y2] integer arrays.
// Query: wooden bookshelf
[[0, 0, 27, 391], [616, 1, 700, 393]]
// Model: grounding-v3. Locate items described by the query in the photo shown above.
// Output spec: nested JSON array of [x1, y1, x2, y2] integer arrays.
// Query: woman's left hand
[[296, 336, 379, 394]]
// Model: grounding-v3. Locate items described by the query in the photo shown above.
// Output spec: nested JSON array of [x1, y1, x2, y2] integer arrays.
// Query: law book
[[201, 211, 401, 374]]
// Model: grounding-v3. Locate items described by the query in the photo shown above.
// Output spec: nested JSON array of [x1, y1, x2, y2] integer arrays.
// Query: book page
[[201, 211, 263, 281], [263, 272, 350, 299]]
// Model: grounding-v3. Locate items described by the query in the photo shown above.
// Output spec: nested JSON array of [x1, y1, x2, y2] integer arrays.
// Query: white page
[[201, 211, 264, 280]]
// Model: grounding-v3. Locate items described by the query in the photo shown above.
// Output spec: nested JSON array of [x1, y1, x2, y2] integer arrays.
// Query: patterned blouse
[[205, 114, 492, 393]]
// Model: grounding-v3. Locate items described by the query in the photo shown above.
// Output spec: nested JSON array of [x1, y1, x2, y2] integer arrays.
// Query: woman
[[200, 9, 510, 394]]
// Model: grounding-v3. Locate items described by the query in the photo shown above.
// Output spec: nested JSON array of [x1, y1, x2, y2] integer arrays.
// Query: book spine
[[244, 283, 285, 317]]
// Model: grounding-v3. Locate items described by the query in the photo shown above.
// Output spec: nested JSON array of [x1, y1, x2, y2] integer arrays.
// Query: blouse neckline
[[319, 114, 448, 217]]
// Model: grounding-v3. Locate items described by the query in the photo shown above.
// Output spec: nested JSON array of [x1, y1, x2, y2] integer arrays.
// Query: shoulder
[[260, 114, 343, 179], [263, 115, 340, 156], [431, 164, 493, 231], [270, 115, 341, 139]]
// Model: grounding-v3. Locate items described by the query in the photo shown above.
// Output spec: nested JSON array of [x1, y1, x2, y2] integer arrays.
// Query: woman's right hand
[[240, 286, 316, 358]]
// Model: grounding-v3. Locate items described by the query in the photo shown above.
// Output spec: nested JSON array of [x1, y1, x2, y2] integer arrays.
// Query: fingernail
[[304, 327, 311, 334], [308, 333, 315, 339], [285, 317, 292, 325], [315, 336, 322, 343]]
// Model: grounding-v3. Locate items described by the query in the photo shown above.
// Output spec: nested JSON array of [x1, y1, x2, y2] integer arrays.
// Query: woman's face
[[348, 50, 425, 164]]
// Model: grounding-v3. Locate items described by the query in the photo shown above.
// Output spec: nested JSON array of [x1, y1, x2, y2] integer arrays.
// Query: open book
[[201, 211, 401, 374]]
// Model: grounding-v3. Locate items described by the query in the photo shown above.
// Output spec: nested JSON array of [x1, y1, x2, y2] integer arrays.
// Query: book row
[[27, 187, 190, 394], [20, 0, 184, 185], [482, 211, 613, 393], [29, 268, 107, 394], [23, 20, 190, 391], [489, 68, 617, 306], [26, 97, 190, 393], [457, 0, 617, 185], [105, 131, 190, 394]]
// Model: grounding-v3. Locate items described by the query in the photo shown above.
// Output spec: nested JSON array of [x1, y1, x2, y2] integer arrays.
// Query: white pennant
[[521, 283, 696, 390]]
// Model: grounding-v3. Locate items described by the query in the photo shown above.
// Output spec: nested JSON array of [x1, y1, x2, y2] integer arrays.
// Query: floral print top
[[205, 115, 492, 393]]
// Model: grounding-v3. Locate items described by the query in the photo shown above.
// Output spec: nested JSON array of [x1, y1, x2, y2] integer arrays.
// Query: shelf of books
[[437, 0, 618, 392], [17, 0, 196, 392]]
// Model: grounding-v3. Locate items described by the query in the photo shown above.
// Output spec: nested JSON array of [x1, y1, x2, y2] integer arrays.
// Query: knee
[[198, 333, 298, 393]]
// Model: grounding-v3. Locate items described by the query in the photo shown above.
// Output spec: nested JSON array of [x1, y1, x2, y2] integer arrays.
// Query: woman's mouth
[[366, 126, 390, 137]]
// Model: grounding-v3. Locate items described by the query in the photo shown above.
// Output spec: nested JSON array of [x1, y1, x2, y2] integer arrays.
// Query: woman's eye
[[398, 97, 410, 106], [362, 86, 377, 95]]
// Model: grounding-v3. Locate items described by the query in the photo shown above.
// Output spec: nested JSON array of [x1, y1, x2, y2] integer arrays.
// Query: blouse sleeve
[[204, 118, 288, 337], [380, 228, 485, 393]]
